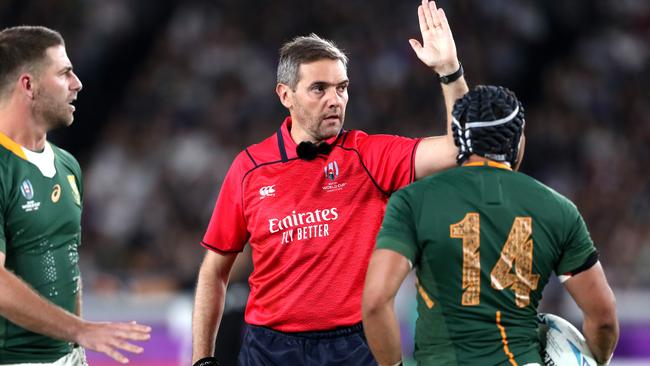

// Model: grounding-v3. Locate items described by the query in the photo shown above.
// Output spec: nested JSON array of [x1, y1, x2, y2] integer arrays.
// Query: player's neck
[[0, 103, 47, 151], [465, 155, 512, 168]]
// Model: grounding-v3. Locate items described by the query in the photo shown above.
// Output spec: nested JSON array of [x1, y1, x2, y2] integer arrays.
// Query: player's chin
[[58, 115, 75, 128]]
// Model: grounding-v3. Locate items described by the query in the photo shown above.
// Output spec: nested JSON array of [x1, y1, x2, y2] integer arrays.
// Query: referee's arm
[[192, 250, 239, 363]]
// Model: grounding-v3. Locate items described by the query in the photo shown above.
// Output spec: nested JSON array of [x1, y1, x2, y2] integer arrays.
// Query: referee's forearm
[[363, 300, 402, 366], [440, 75, 469, 136], [191, 262, 228, 362]]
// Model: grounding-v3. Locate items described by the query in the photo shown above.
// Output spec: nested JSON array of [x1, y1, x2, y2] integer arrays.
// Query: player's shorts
[[237, 323, 377, 366], [1, 346, 88, 366]]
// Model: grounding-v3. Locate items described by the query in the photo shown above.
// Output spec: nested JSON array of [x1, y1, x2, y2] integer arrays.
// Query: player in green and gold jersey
[[362, 85, 618, 366], [0, 26, 150, 365]]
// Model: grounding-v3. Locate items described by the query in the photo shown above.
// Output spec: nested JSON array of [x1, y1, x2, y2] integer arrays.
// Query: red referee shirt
[[202, 117, 421, 332]]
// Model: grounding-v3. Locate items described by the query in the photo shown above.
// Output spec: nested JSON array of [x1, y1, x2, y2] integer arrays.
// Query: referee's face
[[288, 59, 349, 142]]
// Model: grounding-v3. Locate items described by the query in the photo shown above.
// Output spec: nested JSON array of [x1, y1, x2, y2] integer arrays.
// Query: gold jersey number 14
[[450, 213, 540, 308]]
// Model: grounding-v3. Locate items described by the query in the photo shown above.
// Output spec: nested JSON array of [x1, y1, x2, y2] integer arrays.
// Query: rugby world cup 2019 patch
[[20, 178, 41, 212]]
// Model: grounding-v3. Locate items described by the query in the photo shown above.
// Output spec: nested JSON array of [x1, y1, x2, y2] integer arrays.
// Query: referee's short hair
[[451, 85, 525, 166], [277, 33, 348, 90], [0, 26, 64, 97]]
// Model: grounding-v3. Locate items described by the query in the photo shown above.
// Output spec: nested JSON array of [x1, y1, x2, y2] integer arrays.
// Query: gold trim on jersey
[[415, 278, 435, 309], [463, 161, 512, 171], [496, 311, 518, 366], [0, 131, 27, 160]]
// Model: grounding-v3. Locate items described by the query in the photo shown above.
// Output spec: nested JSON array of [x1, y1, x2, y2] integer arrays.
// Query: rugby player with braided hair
[[363, 85, 618, 365]]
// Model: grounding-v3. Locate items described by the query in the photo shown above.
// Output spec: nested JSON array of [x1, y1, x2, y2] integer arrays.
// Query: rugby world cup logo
[[324, 161, 339, 181], [20, 179, 34, 200]]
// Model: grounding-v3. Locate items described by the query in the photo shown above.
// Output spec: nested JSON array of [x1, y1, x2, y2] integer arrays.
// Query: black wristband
[[193, 357, 220, 366], [438, 62, 463, 84]]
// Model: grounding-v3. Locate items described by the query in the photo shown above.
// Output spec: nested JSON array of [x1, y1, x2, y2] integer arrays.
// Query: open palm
[[409, 0, 459, 76]]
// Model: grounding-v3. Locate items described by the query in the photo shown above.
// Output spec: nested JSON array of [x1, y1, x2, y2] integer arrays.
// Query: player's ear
[[18, 73, 37, 99], [276, 83, 293, 109]]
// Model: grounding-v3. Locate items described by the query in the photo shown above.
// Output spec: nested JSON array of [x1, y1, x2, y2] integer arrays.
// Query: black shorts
[[237, 323, 377, 366]]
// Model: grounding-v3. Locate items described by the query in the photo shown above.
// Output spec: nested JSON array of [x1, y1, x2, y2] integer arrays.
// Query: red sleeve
[[201, 152, 251, 253], [355, 133, 421, 193]]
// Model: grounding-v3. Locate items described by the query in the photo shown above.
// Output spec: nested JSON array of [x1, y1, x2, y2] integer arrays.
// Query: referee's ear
[[276, 83, 293, 109]]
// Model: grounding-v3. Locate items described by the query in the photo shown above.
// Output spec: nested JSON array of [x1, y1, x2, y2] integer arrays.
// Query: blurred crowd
[[1, 0, 648, 295]]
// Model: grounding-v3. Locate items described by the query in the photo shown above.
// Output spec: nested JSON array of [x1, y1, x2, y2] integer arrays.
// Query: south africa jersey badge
[[20, 179, 41, 212], [67, 175, 81, 206]]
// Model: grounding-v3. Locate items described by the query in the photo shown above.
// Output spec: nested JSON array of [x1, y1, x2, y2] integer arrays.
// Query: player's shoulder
[[50, 142, 81, 173], [514, 171, 580, 212], [0, 143, 13, 165]]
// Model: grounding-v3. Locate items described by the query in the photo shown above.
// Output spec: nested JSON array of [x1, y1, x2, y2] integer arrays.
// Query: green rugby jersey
[[0, 133, 82, 363], [377, 161, 596, 366]]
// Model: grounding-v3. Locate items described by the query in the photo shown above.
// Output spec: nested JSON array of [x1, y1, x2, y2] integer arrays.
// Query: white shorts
[[3, 347, 88, 366]]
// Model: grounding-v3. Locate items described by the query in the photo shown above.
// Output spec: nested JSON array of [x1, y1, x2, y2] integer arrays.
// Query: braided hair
[[451, 85, 525, 166]]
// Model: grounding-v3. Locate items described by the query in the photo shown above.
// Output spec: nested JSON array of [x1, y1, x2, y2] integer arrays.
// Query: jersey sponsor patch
[[268, 207, 339, 244]]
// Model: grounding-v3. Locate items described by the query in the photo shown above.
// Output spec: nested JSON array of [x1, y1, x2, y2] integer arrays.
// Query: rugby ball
[[538, 313, 598, 366]]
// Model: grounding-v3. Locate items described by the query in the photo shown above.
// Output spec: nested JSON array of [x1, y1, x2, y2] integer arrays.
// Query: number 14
[[450, 213, 540, 308]]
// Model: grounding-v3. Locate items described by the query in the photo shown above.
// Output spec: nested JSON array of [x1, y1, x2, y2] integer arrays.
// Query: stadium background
[[1, 0, 648, 365]]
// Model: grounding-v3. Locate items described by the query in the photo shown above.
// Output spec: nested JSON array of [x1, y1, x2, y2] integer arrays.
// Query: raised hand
[[75, 321, 151, 364], [409, 0, 460, 76]]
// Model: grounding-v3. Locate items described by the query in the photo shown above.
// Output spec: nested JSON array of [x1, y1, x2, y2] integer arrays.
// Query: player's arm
[[75, 277, 82, 316], [410, 0, 469, 179], [563, 262, 619, 364], [192, 249, 239, 363], [0, 252, 150, 364], [363, 249, 411, 366]]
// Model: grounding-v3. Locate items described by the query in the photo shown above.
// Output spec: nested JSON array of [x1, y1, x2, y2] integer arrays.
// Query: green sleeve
[[0, 205, 5, 254], [376, 189, 420, 264], [0, 172, 5, 254], [555, 201, 597, 275]]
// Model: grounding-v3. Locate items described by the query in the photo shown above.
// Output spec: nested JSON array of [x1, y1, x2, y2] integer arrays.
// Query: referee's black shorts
[[237, 323, 377, 366]]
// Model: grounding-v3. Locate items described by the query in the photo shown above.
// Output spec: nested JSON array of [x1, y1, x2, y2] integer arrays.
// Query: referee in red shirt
[[192, 1, 468, 365]]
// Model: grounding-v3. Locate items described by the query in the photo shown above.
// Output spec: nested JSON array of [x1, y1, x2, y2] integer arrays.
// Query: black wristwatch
[[438, 62, 463, 84], [193, 357, 221, 366]]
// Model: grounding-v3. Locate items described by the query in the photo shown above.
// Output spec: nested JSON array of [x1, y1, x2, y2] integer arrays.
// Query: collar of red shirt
[[276, 116, 344, 162]]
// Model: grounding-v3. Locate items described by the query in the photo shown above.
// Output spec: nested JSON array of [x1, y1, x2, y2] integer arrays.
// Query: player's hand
[[409, 0, 459, 76], [75, 320, 151, 364]]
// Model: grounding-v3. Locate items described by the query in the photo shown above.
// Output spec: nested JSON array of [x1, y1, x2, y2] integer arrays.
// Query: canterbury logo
[[259, 185, 276, 199]]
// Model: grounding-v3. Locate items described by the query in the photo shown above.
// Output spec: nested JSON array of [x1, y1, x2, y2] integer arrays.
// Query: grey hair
[[277, 33, 348, 89]]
